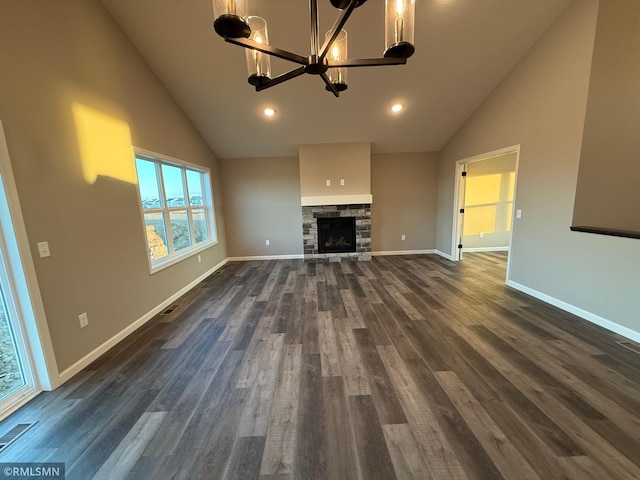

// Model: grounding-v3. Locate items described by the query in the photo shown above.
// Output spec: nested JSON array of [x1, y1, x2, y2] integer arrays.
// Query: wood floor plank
[[238, 333, 285, 437], [434, 371, 540, 480], [323, 377, 362, 480], [377, 345, 469, 479], [353, 329, 408, 425], [334, 318, 371, 396], [318, 311, 342, 377], [92, 411, 166, 480], [349, 395, 397, 480], [3, 253, 639, 480], [382, 423, 434, 480], [260, 344, 302, 477], [295, 354, 327, 479]]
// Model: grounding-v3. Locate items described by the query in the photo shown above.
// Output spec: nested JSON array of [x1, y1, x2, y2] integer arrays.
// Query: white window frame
[[134, 148, 217, 274]]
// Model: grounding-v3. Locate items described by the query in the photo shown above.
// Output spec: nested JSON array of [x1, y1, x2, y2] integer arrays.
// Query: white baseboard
[[435, 250, 455, 261], [462, 246, 509, 253], [228, 254, 304, 262], [371, 249, 436, 256], [507, 280, 640, 344], [56, 258, 229, 386]]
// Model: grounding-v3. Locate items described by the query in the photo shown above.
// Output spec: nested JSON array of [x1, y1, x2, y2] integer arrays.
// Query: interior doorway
[[452, 146, 520, 280]]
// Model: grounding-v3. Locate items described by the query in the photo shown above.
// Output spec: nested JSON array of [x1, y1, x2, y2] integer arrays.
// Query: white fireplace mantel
[[300, 194, 373, 206]]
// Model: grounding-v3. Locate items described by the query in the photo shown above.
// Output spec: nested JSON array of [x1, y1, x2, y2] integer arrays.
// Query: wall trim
[[228, 254, 305, 262], [435, 249, 455, 261], [57, 258, 229, 385], [507, 280, 640, 344], [371, 249, 436, 256], [462, 246, 510, 253]]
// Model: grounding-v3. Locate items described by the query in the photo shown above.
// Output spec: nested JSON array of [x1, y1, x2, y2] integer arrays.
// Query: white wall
[[437, 0, 640, 338]]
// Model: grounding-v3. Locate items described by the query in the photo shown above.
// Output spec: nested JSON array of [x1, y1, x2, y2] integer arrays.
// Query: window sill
[[148, 240, 218, 274]]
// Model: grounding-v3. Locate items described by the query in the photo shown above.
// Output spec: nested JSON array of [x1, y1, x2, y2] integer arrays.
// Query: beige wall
[[0, 0, 226, 372], [371, 153, 439, 252], [220, 157, 302, 258], [437, 0, 640, 334], [572, 0, 640, 232], [299, 142, 371, 197]]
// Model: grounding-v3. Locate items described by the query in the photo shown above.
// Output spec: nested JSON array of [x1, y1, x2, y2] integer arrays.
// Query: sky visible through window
[[136, 158, 193, 200]]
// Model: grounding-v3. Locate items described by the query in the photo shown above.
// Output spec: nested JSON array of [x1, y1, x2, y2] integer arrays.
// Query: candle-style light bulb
[[332, 45, 340, 60], [395, 0, 405, 44], [254, 33, 263, 76]]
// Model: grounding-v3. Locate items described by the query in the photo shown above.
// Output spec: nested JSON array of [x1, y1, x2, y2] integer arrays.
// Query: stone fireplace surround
[[302, 204, 371, 262]]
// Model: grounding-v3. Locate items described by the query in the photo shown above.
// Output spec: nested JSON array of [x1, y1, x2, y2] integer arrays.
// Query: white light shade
[[326, 29, 348, 89], [245, 16, 272, 85], [384, 0, 415, 58]]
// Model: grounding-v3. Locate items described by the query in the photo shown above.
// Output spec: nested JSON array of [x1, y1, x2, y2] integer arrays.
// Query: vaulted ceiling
[[100, 0, 572, 159]]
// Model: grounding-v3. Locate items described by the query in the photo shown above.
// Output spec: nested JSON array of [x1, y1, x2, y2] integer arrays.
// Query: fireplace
[[302, 204, 371, 262], [318, 217, 356, 253]]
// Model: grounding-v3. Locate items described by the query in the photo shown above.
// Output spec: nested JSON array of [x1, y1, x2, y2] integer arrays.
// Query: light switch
[[516, 209, 522, 219], [37, 241, 50, 258], [326, 179, 331, 187], [340, 179, 345, 186]]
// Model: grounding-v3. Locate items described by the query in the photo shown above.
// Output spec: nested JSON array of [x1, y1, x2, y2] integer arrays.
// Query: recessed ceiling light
[[391, 103, 404, 113], [264, 107, 276, 117]]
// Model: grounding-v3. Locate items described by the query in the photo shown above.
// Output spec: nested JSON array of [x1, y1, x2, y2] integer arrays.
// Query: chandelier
[[212, 0, 416, 97]]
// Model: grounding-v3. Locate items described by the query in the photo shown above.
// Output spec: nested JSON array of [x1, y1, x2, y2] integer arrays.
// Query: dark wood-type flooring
[[1, 253, 640, 479]]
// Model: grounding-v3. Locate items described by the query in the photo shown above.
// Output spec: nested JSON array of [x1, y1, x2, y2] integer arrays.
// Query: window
[[134, 150, 217, 272]]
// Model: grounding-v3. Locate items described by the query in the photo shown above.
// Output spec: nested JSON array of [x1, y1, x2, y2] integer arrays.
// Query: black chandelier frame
[[214, 0, 414, 97]]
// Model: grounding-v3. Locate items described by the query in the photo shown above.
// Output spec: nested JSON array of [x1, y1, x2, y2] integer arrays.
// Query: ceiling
[[99, 0, 572, 159]]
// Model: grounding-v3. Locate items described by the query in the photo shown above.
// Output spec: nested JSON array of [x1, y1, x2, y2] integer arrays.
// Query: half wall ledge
[[570, 226, 640, 240]]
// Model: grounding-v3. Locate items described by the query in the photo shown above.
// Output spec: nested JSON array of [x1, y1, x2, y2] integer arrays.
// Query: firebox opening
[[318, 217, 357, 254]]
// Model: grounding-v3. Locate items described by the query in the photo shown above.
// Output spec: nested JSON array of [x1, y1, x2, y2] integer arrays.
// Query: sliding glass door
[[0, 233, 34, 414]]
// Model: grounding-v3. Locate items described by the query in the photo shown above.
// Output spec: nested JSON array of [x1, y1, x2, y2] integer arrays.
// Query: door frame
[[0, 122, 58, 418], [451, 145, 520, 281]]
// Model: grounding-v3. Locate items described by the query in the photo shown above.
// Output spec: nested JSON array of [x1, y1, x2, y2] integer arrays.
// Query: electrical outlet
[[37, 241, 50, 258], [197, 254, 201, 263], [265, 240, 270, 246], [326, 179, 331, 187], [79, 312, 88, 328], [340, 179, 345, 186], [401, 234, 406, 241]]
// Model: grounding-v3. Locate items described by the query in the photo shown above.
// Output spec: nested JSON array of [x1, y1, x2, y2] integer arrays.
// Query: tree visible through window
[[134, 151, 216, 271]]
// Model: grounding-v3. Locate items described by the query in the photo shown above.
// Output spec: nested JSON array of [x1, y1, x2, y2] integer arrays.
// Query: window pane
[[463, 205, 497, 236], [0, 288, 26, 400], [465, 174, 501, 206], [136, 159, 162, 209], [162, 164, 186, 207], [170, 210, 192, 251], [192, 209, 208, 243], [186, 170, 203, 206], [144, 212, 168, 260]]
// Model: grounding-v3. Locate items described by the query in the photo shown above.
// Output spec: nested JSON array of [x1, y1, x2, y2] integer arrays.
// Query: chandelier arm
[[225, 38, 308, 65], [320, 73, 340, 97], [319, 0, 359, 62], [255, 66, 307, 92], [328, 57, 407, 67]]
